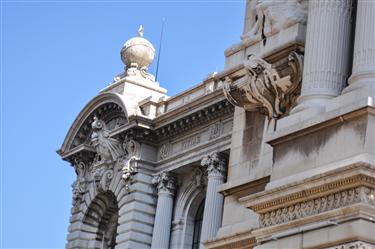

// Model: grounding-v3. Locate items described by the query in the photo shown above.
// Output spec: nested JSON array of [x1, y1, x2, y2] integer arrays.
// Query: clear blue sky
[[1, 1, 244, 248]]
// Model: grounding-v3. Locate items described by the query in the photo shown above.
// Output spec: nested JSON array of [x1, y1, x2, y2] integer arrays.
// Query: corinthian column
[[293, 0, 353, 112], [344, 0, 375, 94], [151, 171, 177, 249], [199, 152, 227, 248]]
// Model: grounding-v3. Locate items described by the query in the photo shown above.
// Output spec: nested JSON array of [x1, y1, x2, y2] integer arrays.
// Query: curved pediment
[[58, 92, 137, 159]]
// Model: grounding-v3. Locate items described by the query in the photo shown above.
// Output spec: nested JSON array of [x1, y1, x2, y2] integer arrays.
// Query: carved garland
[[223, 52, 303, 119]]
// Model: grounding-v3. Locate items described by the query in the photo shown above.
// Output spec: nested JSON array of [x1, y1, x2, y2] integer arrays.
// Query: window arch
[[191, 200, 205, 249]]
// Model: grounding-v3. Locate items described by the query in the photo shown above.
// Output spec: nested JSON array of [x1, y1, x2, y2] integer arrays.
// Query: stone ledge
[[204, 229, 257, 249]]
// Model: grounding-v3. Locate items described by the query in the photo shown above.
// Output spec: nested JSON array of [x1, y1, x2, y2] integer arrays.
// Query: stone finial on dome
[[120, 26, 155, 74], [138, 25, 144, 37]]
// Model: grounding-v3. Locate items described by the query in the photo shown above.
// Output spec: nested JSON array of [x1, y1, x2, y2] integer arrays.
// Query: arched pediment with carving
[[58, 92, 138, 159]]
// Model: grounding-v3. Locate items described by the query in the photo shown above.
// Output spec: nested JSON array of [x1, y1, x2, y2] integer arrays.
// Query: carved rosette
[[223, 52, 303, 119], [152, 172, 177, 196], [201, 152, 227, 179]]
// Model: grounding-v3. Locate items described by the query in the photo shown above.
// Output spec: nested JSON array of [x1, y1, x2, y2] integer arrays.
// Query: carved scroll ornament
[[71, 158, 88, 209], [121, 136, 140, 191], [223, 52, 303, 119]]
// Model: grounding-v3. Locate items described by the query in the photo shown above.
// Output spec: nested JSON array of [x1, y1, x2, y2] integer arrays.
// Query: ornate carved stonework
[[159, 143, 171, 160], [192, 167, 207, 188], [152, 171, 177, 195], [328, 241, 375, 249], [91, 117, 125, 165], [242, 0, 308, 45], [241, 166, 375, 232], [201, 152, 227, 179], [93, 166, 114, 193], [208, 122, 222, 140], [259, 186, 375, 227], [121, 136, 140, 191], [71, 158, 87, 209], [223, 52, 303, 119]]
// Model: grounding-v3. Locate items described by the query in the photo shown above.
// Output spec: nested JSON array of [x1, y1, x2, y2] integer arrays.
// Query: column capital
[[201, 152, 227, 179], [152, 171, 177, 196]]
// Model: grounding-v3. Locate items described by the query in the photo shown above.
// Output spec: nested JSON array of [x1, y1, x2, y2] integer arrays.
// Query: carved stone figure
[[242, 0, 308, 45], [91, 117, 124, 164], [192, 167, 207, 188]]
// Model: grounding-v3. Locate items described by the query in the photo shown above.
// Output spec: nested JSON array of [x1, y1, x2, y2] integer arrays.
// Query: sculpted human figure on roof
[[242, 0, 308, 45]]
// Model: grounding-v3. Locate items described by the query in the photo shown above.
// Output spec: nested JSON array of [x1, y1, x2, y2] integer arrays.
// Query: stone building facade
[[58, 0, 375, 248]]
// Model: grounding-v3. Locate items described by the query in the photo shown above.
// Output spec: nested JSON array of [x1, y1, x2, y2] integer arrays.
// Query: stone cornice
[[154, 99, 234, 139], [240, 164, 375, 214]]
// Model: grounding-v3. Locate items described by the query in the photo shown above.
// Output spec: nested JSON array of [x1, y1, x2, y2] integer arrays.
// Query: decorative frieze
[[223, 52, 303, 119], [181, 135, 201, 150], [259, 186, 374, 227], [157, 119, 232, 160], [327, 241, 375, 249], [240, 166, 375, 229]]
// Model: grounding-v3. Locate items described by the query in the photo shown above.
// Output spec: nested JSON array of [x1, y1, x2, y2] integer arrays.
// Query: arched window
[[191, 200, 205, 249]]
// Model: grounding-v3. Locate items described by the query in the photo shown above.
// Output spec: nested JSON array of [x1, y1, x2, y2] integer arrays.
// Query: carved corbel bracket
[[223, 52, 303, 119]]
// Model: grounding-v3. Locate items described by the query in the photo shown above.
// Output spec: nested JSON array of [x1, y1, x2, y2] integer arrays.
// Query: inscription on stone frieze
[[181, 135, 201, 150]]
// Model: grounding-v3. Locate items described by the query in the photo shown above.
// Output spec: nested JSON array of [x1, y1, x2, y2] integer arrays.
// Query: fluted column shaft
[[346, 0, 375, 92], [151, 172, 176, 249], [294, 0, 353, 112], [199, 153, 226, 248]]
